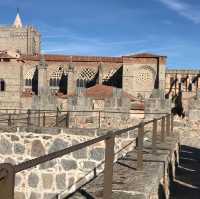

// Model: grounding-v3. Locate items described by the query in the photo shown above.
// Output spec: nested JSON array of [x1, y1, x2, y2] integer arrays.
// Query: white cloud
[[158, 0, 200, 24]]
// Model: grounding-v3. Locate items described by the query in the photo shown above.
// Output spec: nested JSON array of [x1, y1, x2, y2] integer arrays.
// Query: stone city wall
[[0, 126, 138, 199]]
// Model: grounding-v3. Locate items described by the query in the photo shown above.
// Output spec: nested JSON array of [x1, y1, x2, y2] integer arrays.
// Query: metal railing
[[0, 109, 168, 129], [0, 113, 174, 199]]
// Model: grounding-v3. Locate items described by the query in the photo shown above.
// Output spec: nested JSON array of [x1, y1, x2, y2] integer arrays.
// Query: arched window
[[50, 78, 53, 86], [0, 79, 5, 91], [49, 78, 60, 87], [25, 79, 32, 86]]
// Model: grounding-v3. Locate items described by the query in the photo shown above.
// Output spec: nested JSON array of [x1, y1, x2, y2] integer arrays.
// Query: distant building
[[1, 11, 199, 113], [0, 11, 40, 55]]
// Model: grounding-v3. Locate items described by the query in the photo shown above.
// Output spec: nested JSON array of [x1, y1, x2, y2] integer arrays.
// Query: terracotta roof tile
[[20, 54, 123, 63]]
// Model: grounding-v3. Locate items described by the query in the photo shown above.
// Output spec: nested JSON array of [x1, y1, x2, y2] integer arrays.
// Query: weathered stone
[[72, 140, 87, 159], [82, 160, 96, 170], [14, 143, 25, 154], [30, 192, 42, 199], [28, 173, 39, 188], [68, 177, 75, 188], [0, 137, 12, 154], [90, 148, 105, 161], [43, 193, 57, 199], [42, 173, 53, 189], [56, 173, 66, 189], [14, 191, 26, 199], [4, 157, 15, 164], [61, 159, 77, 170], [31, 140, 45, 157], [15, 175, 21, 187], [40, 160, 56, 169], [48, 138, 68, 153], [11, 135, 19, 141]]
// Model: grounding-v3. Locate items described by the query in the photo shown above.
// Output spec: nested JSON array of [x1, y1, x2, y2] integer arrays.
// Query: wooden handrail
[[0, 113, 173, 199]]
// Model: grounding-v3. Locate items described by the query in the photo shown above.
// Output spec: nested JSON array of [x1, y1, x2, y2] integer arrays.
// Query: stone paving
[[170, 119, 200, 199]]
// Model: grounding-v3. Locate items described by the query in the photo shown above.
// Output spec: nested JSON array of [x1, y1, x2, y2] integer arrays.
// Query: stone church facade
[[0, 12, 199, 112]]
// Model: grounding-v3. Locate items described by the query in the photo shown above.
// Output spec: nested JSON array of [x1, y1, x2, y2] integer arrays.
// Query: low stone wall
[[67, 112, 141, 129], [0, 126, 138, 199]]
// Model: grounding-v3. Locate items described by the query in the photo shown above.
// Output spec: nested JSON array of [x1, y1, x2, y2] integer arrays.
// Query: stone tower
[[0, 10, 41, 55]]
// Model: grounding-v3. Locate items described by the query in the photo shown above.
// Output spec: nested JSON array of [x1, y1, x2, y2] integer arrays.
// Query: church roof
[[20, 54, 123, 63], [83, 84, 137, 100], [13, 12, 23, 28], [126, 53, 167, 58]]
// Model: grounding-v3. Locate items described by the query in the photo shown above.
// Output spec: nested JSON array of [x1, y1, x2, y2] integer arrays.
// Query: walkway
[[170, 121, 200, 199]]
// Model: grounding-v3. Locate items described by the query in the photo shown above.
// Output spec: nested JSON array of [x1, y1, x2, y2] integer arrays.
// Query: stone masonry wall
[[0, 126, 138, 199]]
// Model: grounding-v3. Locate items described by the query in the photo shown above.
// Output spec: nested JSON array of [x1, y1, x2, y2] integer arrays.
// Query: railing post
[[98, 111, 101, 129], [56, 108, 59, 126], [171, 114, 174, 134], [161, 117, 165, 142], [27, 109, 31, 126], [66, 111, 70, 128], [137, 122, 144, 170], [103, 135, 115, 199], [152, 119, 157, 154], [43, 112, 46, 127], [166, 114, 171, 136], [0, 163, 15, 199], [38, 109, 41, 127], [8, 114, 12, 126]]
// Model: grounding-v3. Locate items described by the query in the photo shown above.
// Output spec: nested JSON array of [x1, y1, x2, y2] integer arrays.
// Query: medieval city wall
[[0, 127, 138, 199]]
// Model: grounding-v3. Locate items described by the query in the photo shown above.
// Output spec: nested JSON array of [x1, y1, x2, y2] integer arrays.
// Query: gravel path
[[170, 120, 200, 199]]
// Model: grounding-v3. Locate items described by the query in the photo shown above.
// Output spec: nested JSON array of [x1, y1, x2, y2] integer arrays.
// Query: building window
[[0, 79, 5, 91], [76, 79, 88, 87], [49, 78, 60, 87], [25, 79, 32, 86]]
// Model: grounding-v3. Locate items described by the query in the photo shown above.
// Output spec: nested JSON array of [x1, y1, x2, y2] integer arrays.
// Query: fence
[[0, 109, 168, 129], [0, 113, 173, 199]]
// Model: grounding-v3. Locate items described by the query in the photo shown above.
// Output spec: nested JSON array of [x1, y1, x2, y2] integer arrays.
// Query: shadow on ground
[[170, 145, 200, 199]]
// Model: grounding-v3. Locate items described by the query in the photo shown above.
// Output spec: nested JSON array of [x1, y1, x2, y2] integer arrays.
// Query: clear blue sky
[[0, 0, 200, 68]]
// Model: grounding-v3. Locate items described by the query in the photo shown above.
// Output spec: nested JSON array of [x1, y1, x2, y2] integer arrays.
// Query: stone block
[[90, 148, 105, 161], [82, 160, 96, 170], [61, 159, 77, 170], [188, 109, 200, 121], [48, 138, 68, 153], [14, 192, 26, 199], [31, 140, 45, 157], [15, 174, 21, 187], [30, 192, 42, 199], [72, 149, 88, 159], [56, 173, 66, 189], [14, 143, 25, 154], [68, 176, 75, 188], [42, 173, 53, 189], [11, 135, 19, 141], [28, 173, 39, 188], [40, 160, 56, 169], [0, 137, 12, 154], [4, 157, 15, 164], [43, 193, 57, 199]]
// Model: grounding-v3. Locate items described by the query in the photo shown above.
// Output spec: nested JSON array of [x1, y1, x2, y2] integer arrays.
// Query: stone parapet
[[0, 127, 137, 199]]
